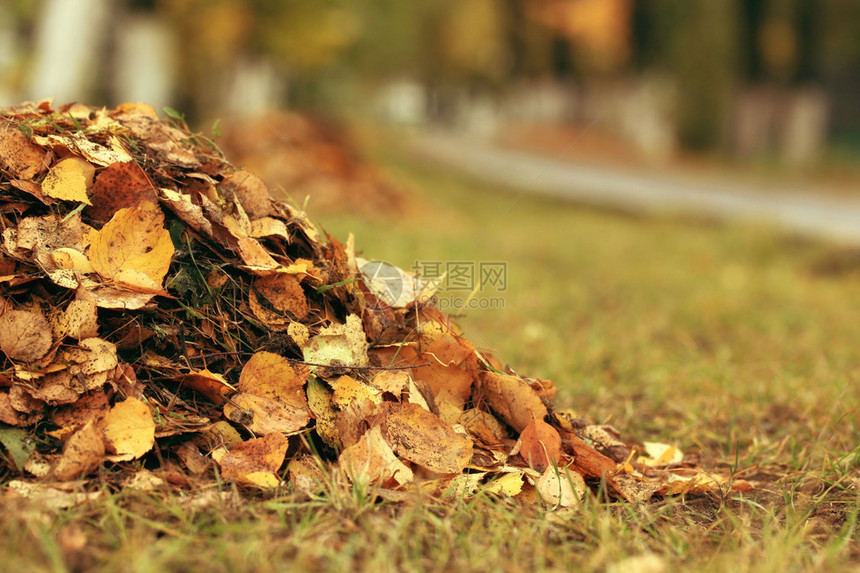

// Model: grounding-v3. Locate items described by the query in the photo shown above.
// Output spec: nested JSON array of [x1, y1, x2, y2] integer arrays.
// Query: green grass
[[4, 138, 860, 571]]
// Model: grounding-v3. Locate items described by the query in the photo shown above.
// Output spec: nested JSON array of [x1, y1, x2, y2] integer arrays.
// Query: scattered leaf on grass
[[533, 465, 585, 508], [484, 471, 525, 497]]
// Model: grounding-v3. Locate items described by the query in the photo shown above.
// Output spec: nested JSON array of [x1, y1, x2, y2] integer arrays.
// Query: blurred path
[[412, 130, 860, 245]]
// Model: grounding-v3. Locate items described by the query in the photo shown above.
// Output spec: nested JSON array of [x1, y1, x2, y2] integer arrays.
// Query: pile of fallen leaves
[[217, 112, 408, 215], [0, 100, 749, 506]]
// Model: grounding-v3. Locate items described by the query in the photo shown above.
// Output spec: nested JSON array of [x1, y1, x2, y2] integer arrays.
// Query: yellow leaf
[[99, 397, 155, 461], [51, 248, 94, 273], [88, 202, 174, 287], [41, 157, 95, 204], [484, 472, 525, 496]]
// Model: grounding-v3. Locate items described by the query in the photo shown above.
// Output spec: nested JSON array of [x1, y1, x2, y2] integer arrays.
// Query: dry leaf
[[100, 397, 156, 461], [0, 119, 46, 179], [51, 293, 99, 341], [220, 170, 272, 219], [219, 432, 288, 488], [484, 471, 525, 496], [459, 408, 508, 446], [380, 402, 473, 474], [88, 202, 174, 288], [288, 456, 327, 496], [480, 371, 548, 433], [533, 466, 585, 508], [250, 217, 290, 240], [52, 420, 105, 480], [302, 314, 368, 369], [87, 162, 157, 223], [235, 237, 279, 271], [518, 419, 562, 472], [306, 377, 341, 450], [225, 392, 311, 435], [369, 370, 410, 395], [0, 309, 53, 362], [250, 273, 308, 320], [177, 369, 234, 404], [330, 375, 381, 409], [41, 157, 95, 204], [339, 425, 413, 486]]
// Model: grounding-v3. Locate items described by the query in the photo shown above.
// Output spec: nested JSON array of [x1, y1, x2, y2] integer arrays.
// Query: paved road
[[413, 131, 860, 245]]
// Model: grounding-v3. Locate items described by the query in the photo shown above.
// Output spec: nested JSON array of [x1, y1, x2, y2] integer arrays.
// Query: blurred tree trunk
[[667, 0, 739, 150], [27, 0, 112, 103]]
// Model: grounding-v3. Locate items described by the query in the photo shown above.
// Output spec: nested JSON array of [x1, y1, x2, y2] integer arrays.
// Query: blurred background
[[2, 0, 860, 172]]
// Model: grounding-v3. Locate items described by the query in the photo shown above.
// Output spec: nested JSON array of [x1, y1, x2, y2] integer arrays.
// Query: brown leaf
[[220, 170, 272, 219], [533, 466, 585, 508], [219, 432, 288, 487], [51, 292, 99, 341], [306, 377, 341, 450], [459, 408, 508, 447], [224, 392, 311, 435], [380, 402, 473, 474], [52, 420, 105, 480], [0, 309, 53, 362], [51, 390, 110, 439], [368, 370, 410, 395], [0, 391, 38, 426], [239, 351, 308, 398], [235, 237, 279, 272], [177, 369, 235, 405], [561, 431, 619, 482], [250, 273, 308, 321], [87, 162, 157, 223], [302, 314, 369, 369], [0, 119, 47, 179]]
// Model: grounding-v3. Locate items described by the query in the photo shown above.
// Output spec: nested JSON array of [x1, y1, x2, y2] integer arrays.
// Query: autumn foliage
[[0, 100, 747, 505]]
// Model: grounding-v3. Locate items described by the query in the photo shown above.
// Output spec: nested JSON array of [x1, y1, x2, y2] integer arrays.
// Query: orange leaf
[[219, 432, 288, 487], [480, 371, 547, 433], [518, 419, 561, 472]]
